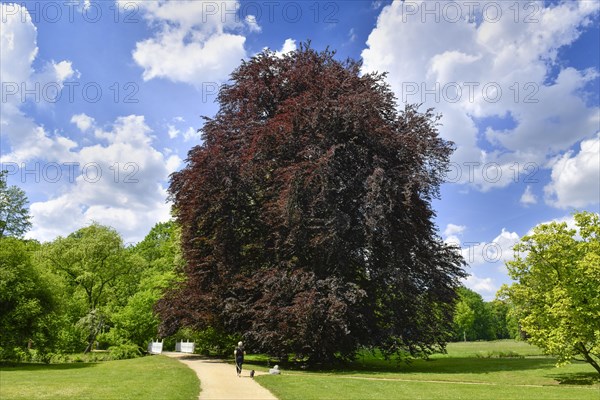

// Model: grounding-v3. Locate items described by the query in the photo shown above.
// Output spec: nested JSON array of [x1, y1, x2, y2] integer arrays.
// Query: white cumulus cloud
[[245, 15, 261, 33], [0, 3, 77, 164], [462, 228, 520, 270], [2, 4, 176, 243], [122, 0, 250, 86], [274, 38, 297, 58], [71, 113, 95, 133], [167, 125, 180, 139], [28, 115, 174, 243], [520, 185, 537, 206], [443, 223, 466, 246], [444, 223, 466, 237], [544, 134, 600, 209], [459, 227, 521, 300], [463, 274, 497, 299], [183, 127, 201, 142], [362, 1, 599, 191]]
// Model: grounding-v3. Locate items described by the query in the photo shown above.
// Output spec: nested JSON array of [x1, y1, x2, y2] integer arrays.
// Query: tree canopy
[[0, 238, 55, 360], [41, 223, 145, 353], [506, 211, 600, 374], [451, 286, 518, 342], [453, 291, 475, 342], [0, 171, 32, 238], [104, 221, 182, 350], [158, 44, 466, 362]]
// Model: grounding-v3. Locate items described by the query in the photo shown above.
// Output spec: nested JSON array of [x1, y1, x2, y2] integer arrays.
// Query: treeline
[[0, 221, 182, 362], [1, 222, 520, 363], [451, 287, 521, 342], [1, 222, 520, 362]]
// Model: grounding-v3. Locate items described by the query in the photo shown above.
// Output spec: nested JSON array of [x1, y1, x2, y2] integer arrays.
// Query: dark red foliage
[[157, 44, 466, 362]]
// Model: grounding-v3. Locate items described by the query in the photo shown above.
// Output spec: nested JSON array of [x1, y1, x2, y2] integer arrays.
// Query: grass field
[[2, 341, 598, 399], [252, 340, 600, 400], [0, 355, 199, 400]]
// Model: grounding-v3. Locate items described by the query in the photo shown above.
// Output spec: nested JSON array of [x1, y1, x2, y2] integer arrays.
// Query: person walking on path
[[234, 341, 246, 377], [163, 352, 277, 400]]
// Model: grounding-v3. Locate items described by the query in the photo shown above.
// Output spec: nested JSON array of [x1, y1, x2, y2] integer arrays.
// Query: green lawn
[[0, 355, 199, 400], [2, 341, 598, 400], [253, 340, 600, 400]]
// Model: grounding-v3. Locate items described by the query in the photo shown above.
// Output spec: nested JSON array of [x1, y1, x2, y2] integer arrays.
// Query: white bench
[[147, 340, 163, 354], [175, 340, 195, 353]]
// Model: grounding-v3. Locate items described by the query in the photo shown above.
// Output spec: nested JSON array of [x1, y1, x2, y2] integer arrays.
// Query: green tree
[[507, 211, 600, 374], [101, 221, 182, 350], [489, 296, 521, 340], [454, 299, 475, 342], [41, 223, 143, 353], [452, 287, 494, 341], [0, 171, 32, 238], [0, 238, 57, 360], [133, 221, 184, 275]]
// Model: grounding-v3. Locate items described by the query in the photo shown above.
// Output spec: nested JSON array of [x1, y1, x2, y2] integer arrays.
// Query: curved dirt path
[[164, 352, 277, 400]]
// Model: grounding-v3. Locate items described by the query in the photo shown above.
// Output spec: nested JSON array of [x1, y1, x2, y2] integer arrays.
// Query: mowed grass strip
[[256, 374, 599, 400], [0, 355, 199, 400], [253, 341, 600, 400]]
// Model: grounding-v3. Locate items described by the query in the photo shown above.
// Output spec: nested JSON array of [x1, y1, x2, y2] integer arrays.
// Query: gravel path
[[164, 352, 277, 400]]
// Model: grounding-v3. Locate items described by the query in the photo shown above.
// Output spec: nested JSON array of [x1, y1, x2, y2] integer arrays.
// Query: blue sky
[[1, 0, 599, 300]]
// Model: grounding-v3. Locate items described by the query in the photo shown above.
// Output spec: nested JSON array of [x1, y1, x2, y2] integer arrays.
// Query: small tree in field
[[0, 171, 32, 238], [507, 211, 600, 374], [158, 44, 466, 363], [454, 299, 475, 342]]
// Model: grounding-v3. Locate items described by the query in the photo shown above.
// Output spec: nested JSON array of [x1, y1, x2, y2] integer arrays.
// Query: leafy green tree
[[101, 221, 182, 349], [454, 299, 475, 342], [452, 287, 494, 341], [0, 171, 32, 238], [489, 297, 520, 340], [159, 44, 466, 363], [41, 223, 143, 353], [0, 238, 56, 360], [104, 270, 177, 349], [133, 221, 184, 275], [507, 211, 600, 374]]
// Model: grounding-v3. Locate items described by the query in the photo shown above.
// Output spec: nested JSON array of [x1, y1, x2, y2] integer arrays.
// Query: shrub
[[108, 343, 142, 360]]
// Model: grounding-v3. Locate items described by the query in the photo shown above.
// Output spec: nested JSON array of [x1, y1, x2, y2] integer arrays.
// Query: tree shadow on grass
[[286, 356, 559, 376], [547, 372, 600, 386], [0, 362, 98, 371], [242, 352, 567, 376], [172, 354, 213, 361]]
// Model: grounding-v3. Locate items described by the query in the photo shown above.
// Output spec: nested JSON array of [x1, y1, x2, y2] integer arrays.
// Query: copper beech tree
[[158, 45, 466, 363]]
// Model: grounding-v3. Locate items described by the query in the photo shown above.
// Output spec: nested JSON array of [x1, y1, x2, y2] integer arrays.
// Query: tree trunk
[[578, 342, 600, 374], [463, 331, 467, 342], [83, 333, 96, 354], [82, 310, 103, 354]]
